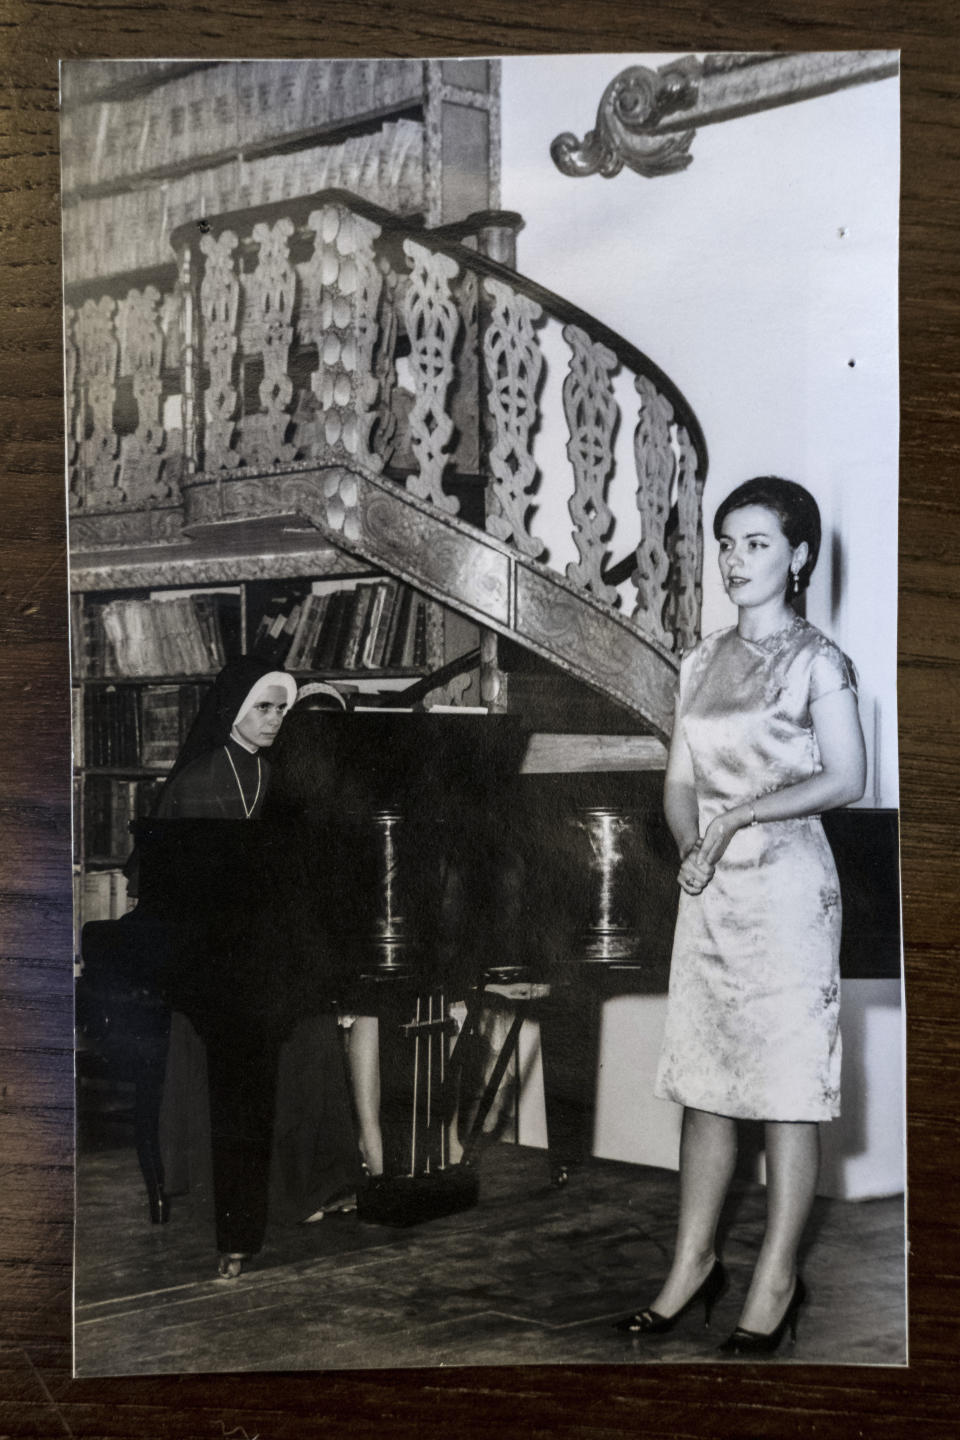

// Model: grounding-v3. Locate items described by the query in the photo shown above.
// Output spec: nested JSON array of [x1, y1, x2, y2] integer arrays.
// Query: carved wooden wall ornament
[[481, 277, 545, 559], [551, 58, 699, 180], [551, 50, 899, 182], [562, 323, 619, 602], [401, 239, 461, 514]]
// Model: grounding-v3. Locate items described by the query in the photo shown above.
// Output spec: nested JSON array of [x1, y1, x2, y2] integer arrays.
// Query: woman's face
[[717, 503, 808, 610], [233, 685, 290, 750]]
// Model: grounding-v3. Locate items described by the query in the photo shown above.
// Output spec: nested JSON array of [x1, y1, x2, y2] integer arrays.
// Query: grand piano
[[79, 705, 902, 1229]]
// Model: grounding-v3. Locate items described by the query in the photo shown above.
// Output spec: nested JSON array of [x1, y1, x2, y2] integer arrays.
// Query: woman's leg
[[346, 1016, 383, 1178], [736, 1119, 819, 1333], [648, 1106, 738, 1317]]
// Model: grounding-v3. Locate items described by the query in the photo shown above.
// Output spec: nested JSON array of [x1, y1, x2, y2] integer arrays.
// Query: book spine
[[340, 584, 375, 670], [314, 590, 348, 670], [285, 594, 320, 671], [302, 592, 333, 670], [370, 579, 401, 668], [399, 596, 421, 669], [386, 586, 414, 668], [277, 601, 303, 664], [359, 581, 388, 669], [412, 598, 428, 668], [329, 590, 359, 669]]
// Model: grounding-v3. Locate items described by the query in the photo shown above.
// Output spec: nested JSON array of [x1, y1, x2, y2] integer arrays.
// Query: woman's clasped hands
[[678, 841, 715, 895], [678, 807, 747, 895]]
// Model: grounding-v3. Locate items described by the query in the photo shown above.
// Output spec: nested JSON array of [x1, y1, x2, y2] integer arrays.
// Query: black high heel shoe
[[615, 1260, 727, 1334], [717, 1276, 807, 1356]]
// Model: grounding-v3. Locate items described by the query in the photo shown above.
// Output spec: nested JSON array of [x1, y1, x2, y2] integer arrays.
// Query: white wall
[[500, 54, 900, 808], [515, 980, 905, 1200], [499, 55, 904, 1199]]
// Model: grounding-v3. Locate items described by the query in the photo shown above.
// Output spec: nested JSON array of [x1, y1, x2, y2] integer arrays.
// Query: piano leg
[[538, 972, 602, 1186], [132, 1013, 171, 1223]]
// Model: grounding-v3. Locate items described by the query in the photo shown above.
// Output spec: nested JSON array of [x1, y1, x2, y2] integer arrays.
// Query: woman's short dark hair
[[712, 476, 822, 595]]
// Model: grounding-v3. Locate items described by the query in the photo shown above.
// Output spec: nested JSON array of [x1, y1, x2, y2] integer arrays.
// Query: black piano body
[[78, 713, 902, 1224]]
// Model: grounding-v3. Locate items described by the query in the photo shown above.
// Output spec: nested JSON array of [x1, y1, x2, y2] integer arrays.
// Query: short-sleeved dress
[[654, 615, 858, 1122]]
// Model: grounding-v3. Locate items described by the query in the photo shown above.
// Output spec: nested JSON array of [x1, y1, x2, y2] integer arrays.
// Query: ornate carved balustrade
[[66, 271, 185, 547], [67, 190, 707, 736]]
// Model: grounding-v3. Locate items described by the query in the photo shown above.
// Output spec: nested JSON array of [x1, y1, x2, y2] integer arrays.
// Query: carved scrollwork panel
[[69, 505, 184, 550], [371, 265, 400, 467], [481, 276, 545, 558], [665, 422, 705, 652], [241, 218, 297, 468], [297, 205, 385, 471], [515, 565, 677, 739], [562, 324, 619, 601], [115, 286, 169, 506], [199, 229, 241, 469], [74, 296, 121, 508], [401, 239, 461, 514], [632, 373, 676, 650], [449, 269, 481, 476]]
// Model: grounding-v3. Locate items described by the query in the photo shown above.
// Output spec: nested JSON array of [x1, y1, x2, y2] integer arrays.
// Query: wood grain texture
[[1, 2, 957, 1435]]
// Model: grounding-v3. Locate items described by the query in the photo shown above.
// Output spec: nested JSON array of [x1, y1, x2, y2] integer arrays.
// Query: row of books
[[62, 118, 425, 286], [83, 776, 163, 861], [86, 593, 241, 678], [61, 59, 424, 191], [78, 867, 133, 926], [80, 682, 209, 769], [253, 579, 430, 671]]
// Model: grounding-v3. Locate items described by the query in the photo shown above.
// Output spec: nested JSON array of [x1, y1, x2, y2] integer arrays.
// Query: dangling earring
[[791, 569, 800, 595]]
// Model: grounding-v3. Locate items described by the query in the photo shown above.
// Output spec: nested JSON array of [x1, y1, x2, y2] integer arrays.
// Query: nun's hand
[[698, 806, 749, 869], [678, 843, 715, 895]]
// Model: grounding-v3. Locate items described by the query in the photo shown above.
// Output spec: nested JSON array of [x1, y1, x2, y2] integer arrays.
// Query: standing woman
[[151, 656, 297, 1278], [616, 477, 866, 1354]]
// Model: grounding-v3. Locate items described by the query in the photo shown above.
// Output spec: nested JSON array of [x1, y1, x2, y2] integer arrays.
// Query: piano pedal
[[356, 1165, 479, 1227]]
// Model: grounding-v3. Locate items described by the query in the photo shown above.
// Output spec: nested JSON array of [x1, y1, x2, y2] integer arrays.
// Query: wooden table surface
[[1, 3, 957, 1435]]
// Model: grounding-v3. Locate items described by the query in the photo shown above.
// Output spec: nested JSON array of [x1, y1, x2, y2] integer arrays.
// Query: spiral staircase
[[65, 190, 707, 741]]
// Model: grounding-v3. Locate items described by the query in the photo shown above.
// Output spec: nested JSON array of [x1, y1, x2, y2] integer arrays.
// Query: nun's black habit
[[140, 659, 358, 1270]]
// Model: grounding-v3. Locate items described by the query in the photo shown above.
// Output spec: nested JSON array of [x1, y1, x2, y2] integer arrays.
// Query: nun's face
[[234, 685, 290, 750]]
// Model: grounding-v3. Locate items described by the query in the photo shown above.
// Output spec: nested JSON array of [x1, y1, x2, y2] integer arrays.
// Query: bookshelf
[[71, 566, 463, 935]]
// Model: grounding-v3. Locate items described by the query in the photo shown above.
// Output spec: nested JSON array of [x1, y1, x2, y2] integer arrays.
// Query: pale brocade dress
[[654, 616, 858, 1122]]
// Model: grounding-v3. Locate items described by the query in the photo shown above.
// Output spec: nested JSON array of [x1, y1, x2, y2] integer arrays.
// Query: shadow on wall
[[818, 978, 905, 1200], [735, 977, 904, 1201]]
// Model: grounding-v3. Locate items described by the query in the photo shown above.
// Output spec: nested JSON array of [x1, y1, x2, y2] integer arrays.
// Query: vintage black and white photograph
[[62, 51, 904, 1375]]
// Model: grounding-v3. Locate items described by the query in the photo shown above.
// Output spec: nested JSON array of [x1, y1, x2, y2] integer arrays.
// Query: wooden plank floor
[[74, 1133, 906, 1376]]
